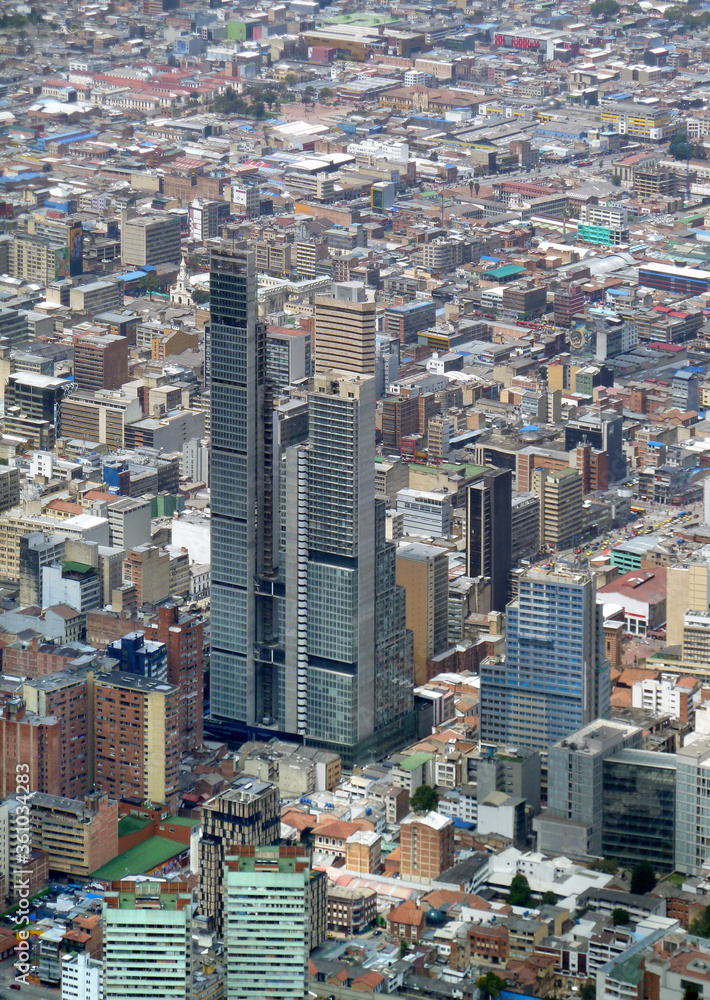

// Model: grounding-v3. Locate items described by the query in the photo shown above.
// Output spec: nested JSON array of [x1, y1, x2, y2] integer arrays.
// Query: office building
[[399, 811, 454, 883], [103, 879, 192, 999], [481, 567, 610, 752], [266, 327, 311, 392], [123, 544, 171, 605], [0, 696, 62, 798], [532, 467, 584, 550], [224, 845, 310, 1000], [10, 233, 71, 284], [396, 541, 449, 685], [0, 466, 20, 514], [675, 736, 710, 875], [210, 244, 414, 766], [553, 285, 584, 328], [93, 672, 179, 808], [107, 631, 168, 682], [535, 720, 644, 858], [73, 334, 128, 392], [602, 748, 676, 872], [282, 373, 415, 765], [0, 304, 29, 351], [384, 300, 437, 343], [466, 469, 512, 613], [511, 491, 540, 563], [28, 790, 118, 879], [4, 371, 71, 450], [121, 213, 182, 267], [314, 286, 376, 374], [60, 389, 142, 451], [27, 212, 84, 276], [396, 488, 452, 538], [197, 776, 280, 938], [19, 532, 67, 607], [565, 410, 625, 483]]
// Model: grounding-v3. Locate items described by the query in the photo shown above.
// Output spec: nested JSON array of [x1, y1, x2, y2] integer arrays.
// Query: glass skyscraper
[[481, 567, 610, 752], [209, 244, 415, 764]]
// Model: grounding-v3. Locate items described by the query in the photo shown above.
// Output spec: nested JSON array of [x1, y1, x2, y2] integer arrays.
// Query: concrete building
[[399, 811, 455, 883], [28, 790, 118, 879], [121, 214, 182, 267], [93, 672, 180, 808], [511, 491, 540, 562], [103, 879, 192, 999], [19, 532, 66, 607], [0, 697, 62, 798], [676, 736, 710, 875], [107, 632, 168, 683], [396, 541, 449, 686], [197, 776, 280, 938], [224, 844, 310, 1000], [266, 327, 312, 392], [146, 604, 204, 754], [397, 488, 452, 538], [60, 951, 102, 1000], [314, 285, 376, 374], [23, 670, 93, 798], [532, 467, 584, 550], [69, 281, 124, 317], [123, 544, 171, 605], [73, 334, 128, 393]]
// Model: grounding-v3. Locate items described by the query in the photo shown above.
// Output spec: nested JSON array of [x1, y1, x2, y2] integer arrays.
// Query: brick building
[[399, 811, 455, 883]]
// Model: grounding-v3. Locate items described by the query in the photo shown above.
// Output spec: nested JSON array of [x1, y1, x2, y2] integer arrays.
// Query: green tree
[[591, 858, 619, 875], [138, 271, 160, 298], [468, 179, 474, 196], [430, 150, 439, 162], [319, 86, 333, 100], [579, 983, 596, 1000], [689, 906, 710, 938], [474, 180, 480, 197], [409, 785, 438, 813], [612, 908, 630, 926], [611, 173, 621, 186], [476, 971, 507, 999], [630, 860, 656, 895], [541, 891, 559, 905], [590, 0, 620, 18], [508, 873, 533, 907], [285, 72, 298, 86], [303, 85, 316, 105], [684, 987, 701, 1000], [192, 288, 210, 305]]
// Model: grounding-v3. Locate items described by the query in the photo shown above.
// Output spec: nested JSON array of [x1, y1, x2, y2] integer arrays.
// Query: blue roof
[[116, 270, 151, 282], [520, 425, 541, 432], [388, 300, 434, 312]]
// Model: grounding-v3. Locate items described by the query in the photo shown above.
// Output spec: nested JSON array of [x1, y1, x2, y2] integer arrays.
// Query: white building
[[171, 511, 210, 564], [632, 675, 698, 723], [61, 952, 103, 1000], [396, 488, 452, 538]]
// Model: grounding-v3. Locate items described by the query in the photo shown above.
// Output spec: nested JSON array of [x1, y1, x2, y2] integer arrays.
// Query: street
[[0, 956, 59, 1000]]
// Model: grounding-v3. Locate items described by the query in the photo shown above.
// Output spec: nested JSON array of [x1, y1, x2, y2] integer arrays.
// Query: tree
[[590, 0, 620, 18], [319, 86, 333, 100], [612, 908, 630, 926], [476, 971, 507, 999], [630, 860, 656, 895], [409, 785, 438, 813], [303, 86, 316, 106], [474, 180, 480, 197], [508, 873, 533, 907], [138, 271, 160, 299], [192, 288, 210, 305], [591, 858, 619, 875], [684, 987, 701, 1000], [611, 174, 621, 186], [689, 906, 710, 938], [468, 179, 474, 196], [430, 150, 439, 162], [579, 983, 596, 1000], [285, 72, 298, 86], [541, 891, 559, 905]]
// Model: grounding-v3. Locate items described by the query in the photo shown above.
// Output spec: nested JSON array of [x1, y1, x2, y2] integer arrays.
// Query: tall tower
[[480, 566, 610, 752], [283, 372, 414, 766], [466, 468, 512, 613], [209, 242, 274, 731], [314, 284, 376, 375]]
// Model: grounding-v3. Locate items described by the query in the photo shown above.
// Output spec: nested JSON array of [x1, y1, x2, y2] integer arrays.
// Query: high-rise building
[[107, 631, 168, 682], [103, 878, 192, 999], [266, 327, 312, 392], [121, 213, 182, 267], [466, 469, 512, 613], [675, 736, 710, 875], [22, 670, 93, 798], [28, 789, 118, 879], [314, 285, 376, 374], [532, 467, 584, 550], [0, 696, 62, 798], [395, 541, 449, 686], [224, 844, 311, 1000], [197, 776, 280, 938], [147, 604, 204, 754], [481, 567, 610, 752], [73, 334, 128, 392], [93, 672, 179, 808], [209, 244, 414, 766]]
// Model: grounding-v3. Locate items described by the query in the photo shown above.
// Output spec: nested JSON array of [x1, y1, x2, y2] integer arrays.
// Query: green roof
[[90, 836, 184, 881], [608, 954, 643, 986], [117, 815, 151, 837], [486, 264, 527, 280], [162, 815, 200, 827], [63, 561, 93, 575], [398, 752, 434, 771], [408, 462, 489, 479]]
